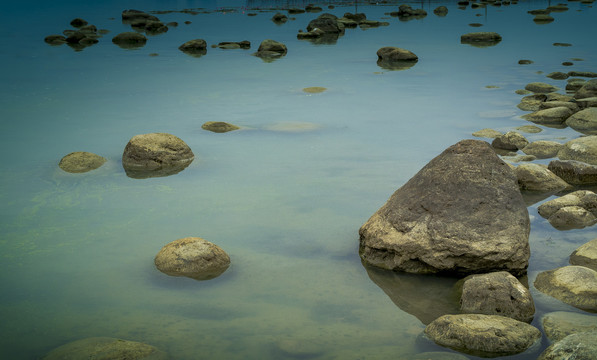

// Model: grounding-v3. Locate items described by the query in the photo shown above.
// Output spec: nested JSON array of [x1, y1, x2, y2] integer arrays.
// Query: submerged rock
[[525, 82, 559, 93], [459, 271, 535, 323], [538, 331, 597, 360], [112, 32, 147, 49], [424, 314, 541, 357], [460, 32, 502, 47], [179, 39, 207, 57], [59, 152, 106, 173], [122, 133, 194, 179], [42, 337, 168, 360], [154, 237, 230, 280], [302, 86, 327, 93], [201, 121, 240, 133], [570, 238, 597, 271], [376, 47, 418, 71], [359, 140, 530, 276], [549, 160, 597, 185], [565, 108, 597, 135], [558, 136, 597, 165], [534, 266, 597, 312], [472, 128, 502, 138], [542, 311, 597, 342]]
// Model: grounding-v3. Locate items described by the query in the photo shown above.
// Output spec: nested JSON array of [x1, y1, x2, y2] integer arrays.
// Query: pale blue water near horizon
[[1, 0, 597, 359]]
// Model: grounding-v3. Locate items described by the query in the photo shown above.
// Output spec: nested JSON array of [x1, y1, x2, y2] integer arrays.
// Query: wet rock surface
[[534, 265, 597, 311], [570, 238, 597, 271], [359, 140, 530, 275], [154, 237, 230, 280], [424, 314, 541, 357], [122, 133, 194, 179], [541, 311, 597, 342], [42, 337, 169, 360], [59, 152, 107, 173], [459, 271, 535, 322]]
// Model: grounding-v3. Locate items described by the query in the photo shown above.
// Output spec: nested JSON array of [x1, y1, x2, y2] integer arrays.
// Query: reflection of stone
[[460, 32, 502, 47], [42, 337, 169, 360], [376, 47, 418, 71], [364, 263, 461, 325], [179, 39, 207, 57], [112, 32, 147, 49]]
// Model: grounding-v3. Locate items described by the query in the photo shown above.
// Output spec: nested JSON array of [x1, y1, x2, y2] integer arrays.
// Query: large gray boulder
[[42, 337, 168, 360], [548, 160, 597, 185], [424, 314, 541, 357], [154, 237, 230, 280], [359, 140, 531, 276], [122, 133, 194, 179], [558, 136, 597, 165], [565, 108, 597, 135], [459, 271, 535, 323], [534, 266, 597, 312], [59, 151, 106, 173], [570, 238, 597, 271], [541, 311, 597, 342], [515, 163, 570, 192], [538, 331, 597, 360]]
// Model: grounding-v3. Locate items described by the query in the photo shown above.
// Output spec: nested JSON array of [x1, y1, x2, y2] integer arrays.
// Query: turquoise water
[[1, 0, 597, 358]]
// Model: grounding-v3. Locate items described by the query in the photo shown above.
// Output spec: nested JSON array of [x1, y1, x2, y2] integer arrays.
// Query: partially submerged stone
[[565, 108, 597, 135], [518, 93, 547, 111], [460, 32, 502, 47], [253, 39, 287, 61], [472, 128, 502, 138], [433, 6, 448, 16], [515, 163, 570, 192], [546, 72, 569, 80], [547, 206, 597, 230], [525, 82, 559, 93], [459, 271, 535, 323], [154, 237, 230, 280], [122, 133, 194, 179], [574, 79, 597, 99], [522, 141, 562, 159], [201, 121, 240, 133], [359, 140, 530, 275], [42, 337, 168, 360], [570, 238, 597, 271], [534, 266, 597, 311], [424, 314, 541, 357], [59, 152, 106, 173], [523, 107, 573, 127], [548, 160, 597, 185], [302, 87, 327, 94], [533, 14, 555, 23], [491, 131, 529, 150], [538, 190, 597, 218], [542, 311, 597, 342], [516, 125, 543, 133], [538, 331, 597, 360], [376, 47, 418, 71], [179, 39, 207, 57]]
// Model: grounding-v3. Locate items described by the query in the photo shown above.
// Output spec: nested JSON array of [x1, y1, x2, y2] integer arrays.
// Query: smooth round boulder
[[122, 133, 194, 179], [548, 160, 597, 185], [515, 163, 570, 192], [154, 237, 230, 280], [359, 140, 531, 276], [525, 82, 559, 93], [538, 331, 597, 360], [538, 190, 597, 218], [424, 314, 541, 357], [460, 271, 535, 323], [42, 337, 168, 360], [534, 266, 597, 311], [112, 32, 147, 49], [565, 108, 597, 135], [460, 32, 502, 47], [376, 47, 418, 71], [558, 136, 597, 165], [522, 141, 562, 159], [523, 107, 573, 126], [59, 152, 106, 173], [179, 39, 207, 57], [542, 311, 597, 342], [201, 121, 240, 133], [547, 206, 597, 230], [570, 238, 597, 271]]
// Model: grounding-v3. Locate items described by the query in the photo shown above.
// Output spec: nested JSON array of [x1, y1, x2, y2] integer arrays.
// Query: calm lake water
[[1, 0, 596, 359]]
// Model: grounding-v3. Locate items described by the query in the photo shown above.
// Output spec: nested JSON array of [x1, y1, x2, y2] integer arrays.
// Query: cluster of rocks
[[44, 18, 107, 51], [296, 12, 388, 44]]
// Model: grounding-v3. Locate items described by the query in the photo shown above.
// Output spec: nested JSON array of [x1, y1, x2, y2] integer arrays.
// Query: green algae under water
[[1, 0, 597, 359]]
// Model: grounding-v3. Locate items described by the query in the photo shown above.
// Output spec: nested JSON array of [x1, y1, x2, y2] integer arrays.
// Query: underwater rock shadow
[[363, 262, 461, 325]]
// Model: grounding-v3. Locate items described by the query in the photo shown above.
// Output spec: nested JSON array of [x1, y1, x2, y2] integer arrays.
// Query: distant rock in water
[[201, 121, 240, 133], [154, 237, 230, 280], [42, 337, 169, 360], [253, 39, 287, 61], [303, 87, 327, 93], [461, 32, 502, 47], [59, 152, 106, 173], [518, 59, 534, 65], [271, 13, 288, 23], [533, 14, 554, 23], [433, 6, 448, 16], [179, 39, 207, 57], [359, 140, 531, 276], [122, 133, 194, 179], [112, 32, 147, 49], [376, 47, 418, 71], [44, 35, 67, 45]]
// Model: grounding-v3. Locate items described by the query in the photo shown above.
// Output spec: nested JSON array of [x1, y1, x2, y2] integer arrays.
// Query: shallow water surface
[[1, 0, 597, 359]]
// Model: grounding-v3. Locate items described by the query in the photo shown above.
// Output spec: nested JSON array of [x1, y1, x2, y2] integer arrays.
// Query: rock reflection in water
[[363, 262, 461, 325]]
